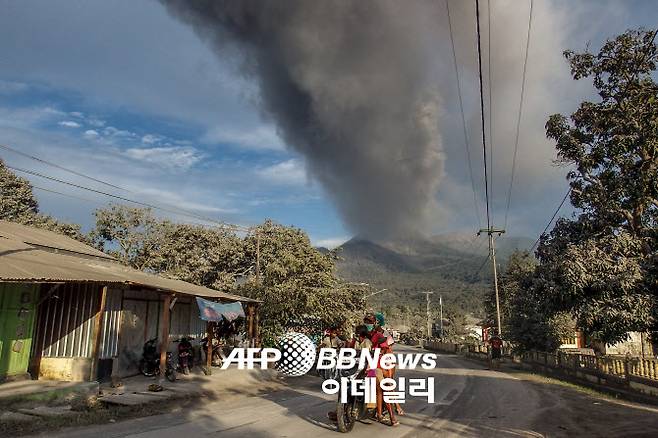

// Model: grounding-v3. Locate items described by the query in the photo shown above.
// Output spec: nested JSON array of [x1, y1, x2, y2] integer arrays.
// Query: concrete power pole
[[439, 294, 444, 339], [423, 291, 434, 339], [255, 230, 261, 284], [479, 228, 505, 336]]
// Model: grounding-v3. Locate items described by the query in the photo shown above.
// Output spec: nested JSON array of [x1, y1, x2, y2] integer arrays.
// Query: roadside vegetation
[[487, 29, 658, 352]]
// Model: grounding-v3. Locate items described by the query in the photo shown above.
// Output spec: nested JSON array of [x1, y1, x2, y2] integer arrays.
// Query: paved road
[[35, 347, 658, 437]]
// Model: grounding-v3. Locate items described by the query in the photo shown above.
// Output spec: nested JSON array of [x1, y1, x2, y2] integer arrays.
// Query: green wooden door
[[0, 283, 38, 379]]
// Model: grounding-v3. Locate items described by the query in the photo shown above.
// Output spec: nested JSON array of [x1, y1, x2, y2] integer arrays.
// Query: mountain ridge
[[329, 233, 534, 319]]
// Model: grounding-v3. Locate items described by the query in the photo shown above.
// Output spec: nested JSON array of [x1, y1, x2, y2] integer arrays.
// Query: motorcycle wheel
[[139, 359, 155, 377], [165, 367, 177, 382], [336, 399, 356, 433]]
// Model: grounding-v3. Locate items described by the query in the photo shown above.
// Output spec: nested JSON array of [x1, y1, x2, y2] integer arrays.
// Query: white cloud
[[68, 111, 84, 118], [256, 159, 307, 185], [123, 146, 203, 170], [141, 134, 160, 144], [83, 129, 99, 139], [103, 126, 136, 138], [312, 236, 349, 249], [135, 187, 238, 215], [58, 120, 81, 128], [87, 118, 105, 127], [203, 125, 286, 151]]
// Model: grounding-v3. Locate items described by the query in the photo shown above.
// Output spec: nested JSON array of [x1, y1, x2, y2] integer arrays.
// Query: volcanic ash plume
[[161, 0, 445, 239]]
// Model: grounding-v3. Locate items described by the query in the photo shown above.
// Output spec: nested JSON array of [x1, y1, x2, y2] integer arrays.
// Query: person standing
[[321, 325, 344, 349], [489, 333, 503, 370]]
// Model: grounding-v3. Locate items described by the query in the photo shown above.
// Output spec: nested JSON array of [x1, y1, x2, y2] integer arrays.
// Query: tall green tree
[[490, 251, 573, 352], [145, 220, 246, 290], [91, 204, 248, 288], [238, 220, 365, 345], [0, 159, 85, 240], [90, 204, 159, 268], [540, 29, 658, 343]]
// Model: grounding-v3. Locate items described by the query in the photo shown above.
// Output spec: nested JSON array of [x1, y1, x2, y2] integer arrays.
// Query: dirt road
[[29, 347, 658, 437]]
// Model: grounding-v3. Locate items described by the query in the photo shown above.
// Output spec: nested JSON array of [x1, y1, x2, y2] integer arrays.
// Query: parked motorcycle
[[200, 336, 223, 367], [138, 338, 177, 382], [175, 337, 194, 374]]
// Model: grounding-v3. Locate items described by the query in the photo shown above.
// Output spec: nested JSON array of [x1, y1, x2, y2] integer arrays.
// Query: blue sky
[[0, 0, 656, 249]]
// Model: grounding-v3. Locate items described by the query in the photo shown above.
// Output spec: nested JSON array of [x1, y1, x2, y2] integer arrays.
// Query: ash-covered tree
[[0, 159, 85, 240], [539, 29, 658, 344], [90, 204, 159, 268], [91, 204, 247, 288], [238, 220, 365, 345], [91, 207, 363, 343], [489, 251, 573, 352], [145, 220, 246, 291]]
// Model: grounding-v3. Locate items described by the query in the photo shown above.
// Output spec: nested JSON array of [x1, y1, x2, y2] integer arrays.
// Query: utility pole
[[255, 230, 261, 284], [439, 294, 444, 339], [422, 291, 434, 339], [478, 228, 505, 336]]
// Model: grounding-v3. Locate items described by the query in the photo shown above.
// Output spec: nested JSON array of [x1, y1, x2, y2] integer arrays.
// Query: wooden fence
[[423, 341, 658, 398]]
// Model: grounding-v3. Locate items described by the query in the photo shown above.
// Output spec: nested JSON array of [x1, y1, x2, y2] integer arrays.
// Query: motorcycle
[[138, 338, 177, 382], [200, 336, 223, 367], [334, 366, 368, 433], [175, 337, 194, 374]]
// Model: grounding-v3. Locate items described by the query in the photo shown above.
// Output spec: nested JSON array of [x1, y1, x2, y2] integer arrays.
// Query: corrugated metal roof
[[0, 220, 112, 259], [0, 222, 258, 303]]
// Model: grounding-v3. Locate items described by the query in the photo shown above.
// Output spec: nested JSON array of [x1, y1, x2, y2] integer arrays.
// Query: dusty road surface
[[30, 346, 658, 438]]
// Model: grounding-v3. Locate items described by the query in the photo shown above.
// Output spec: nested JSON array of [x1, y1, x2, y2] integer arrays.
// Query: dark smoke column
[[162, 0, 444, 239]]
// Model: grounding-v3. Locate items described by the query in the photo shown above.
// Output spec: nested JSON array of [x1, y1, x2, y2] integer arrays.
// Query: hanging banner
[[196, 297, 244, 322]]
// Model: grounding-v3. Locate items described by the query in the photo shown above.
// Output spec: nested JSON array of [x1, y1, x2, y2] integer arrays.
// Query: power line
[[32, 185, 106, 205], [0, 144, 243, 230], [32, 185, 215, 227], [487, 0, 494, 227], [474, 253, 491, 276], [0, 143, 130, 192], [446, 0, 482, 229], [475, 0, 492, 232], [0, 144, 247, 230], [529, 188, 571, 253], [504, 0, 534, 230], [8, 165, 248, 231]]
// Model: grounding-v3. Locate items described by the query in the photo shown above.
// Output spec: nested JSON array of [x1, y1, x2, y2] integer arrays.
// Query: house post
[[254, 304, 260, 347], [90, 285, 108, 381], [159, 294, 172, 379], [245, 303, 255, 347], [206, 321, 213, 375]]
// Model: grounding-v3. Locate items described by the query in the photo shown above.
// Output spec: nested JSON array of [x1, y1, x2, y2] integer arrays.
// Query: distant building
[[601, 332, 654, 357]]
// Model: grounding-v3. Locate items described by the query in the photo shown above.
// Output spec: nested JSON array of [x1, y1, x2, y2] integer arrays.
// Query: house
[[0, 220, 259, 382], [604, 332, 654, 356]]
